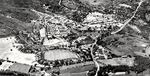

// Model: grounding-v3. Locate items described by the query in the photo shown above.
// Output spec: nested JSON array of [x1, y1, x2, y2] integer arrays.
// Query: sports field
[[44, 49, 78, 61]]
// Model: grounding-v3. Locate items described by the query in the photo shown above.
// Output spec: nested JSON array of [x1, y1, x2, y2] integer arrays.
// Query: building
[[39, 27, 46, 38]]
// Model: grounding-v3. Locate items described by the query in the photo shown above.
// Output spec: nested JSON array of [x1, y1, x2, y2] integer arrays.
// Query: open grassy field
[[44, 49, 78, 61], [59, 61, 95, 73], [0, 36, 36, 65]]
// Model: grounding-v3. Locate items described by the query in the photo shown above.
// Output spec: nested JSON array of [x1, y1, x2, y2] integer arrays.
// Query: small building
[[39, 27, 46, 38], [145, 46, 150, 56], [9, 63, 32, 74]]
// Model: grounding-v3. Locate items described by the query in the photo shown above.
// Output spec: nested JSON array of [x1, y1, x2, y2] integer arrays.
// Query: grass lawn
[[44, 49, 78, 61], [0, 36, 36, 65]]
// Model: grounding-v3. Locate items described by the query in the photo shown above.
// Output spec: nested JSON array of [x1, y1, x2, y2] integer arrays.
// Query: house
[[39, 27, 46, 38], [145, 46, 150, 56], [9, 63, 32, 74]]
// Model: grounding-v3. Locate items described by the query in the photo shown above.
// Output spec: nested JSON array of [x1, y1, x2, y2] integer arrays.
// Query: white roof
[[145, 47, 150, 55], [40, 28, 46, 38]]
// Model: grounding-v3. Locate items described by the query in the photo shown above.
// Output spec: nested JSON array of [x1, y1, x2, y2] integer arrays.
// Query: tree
[[130, 56, 150, 73]]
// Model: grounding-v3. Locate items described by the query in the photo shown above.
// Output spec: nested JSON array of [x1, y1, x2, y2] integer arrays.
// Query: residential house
[[145, 46, 150, 56], [39, 27, 46, 38]]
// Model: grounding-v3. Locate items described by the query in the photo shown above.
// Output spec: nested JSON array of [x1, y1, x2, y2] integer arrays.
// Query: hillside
[[0, 0, 150, 76]]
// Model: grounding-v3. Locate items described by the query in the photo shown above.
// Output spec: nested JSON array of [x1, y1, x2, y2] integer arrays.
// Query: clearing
[[0, 36, 36, 65], [44, 49, 79, 61]]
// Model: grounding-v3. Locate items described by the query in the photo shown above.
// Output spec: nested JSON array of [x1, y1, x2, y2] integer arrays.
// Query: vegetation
[[130, 56, 150, 73], [0, 0, 150, 76], [0, 70, 30, 76]]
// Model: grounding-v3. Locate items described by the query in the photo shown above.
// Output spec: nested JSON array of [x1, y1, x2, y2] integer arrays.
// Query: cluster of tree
[[87, 65, 130, 76], [130, 56, 150, 73]]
